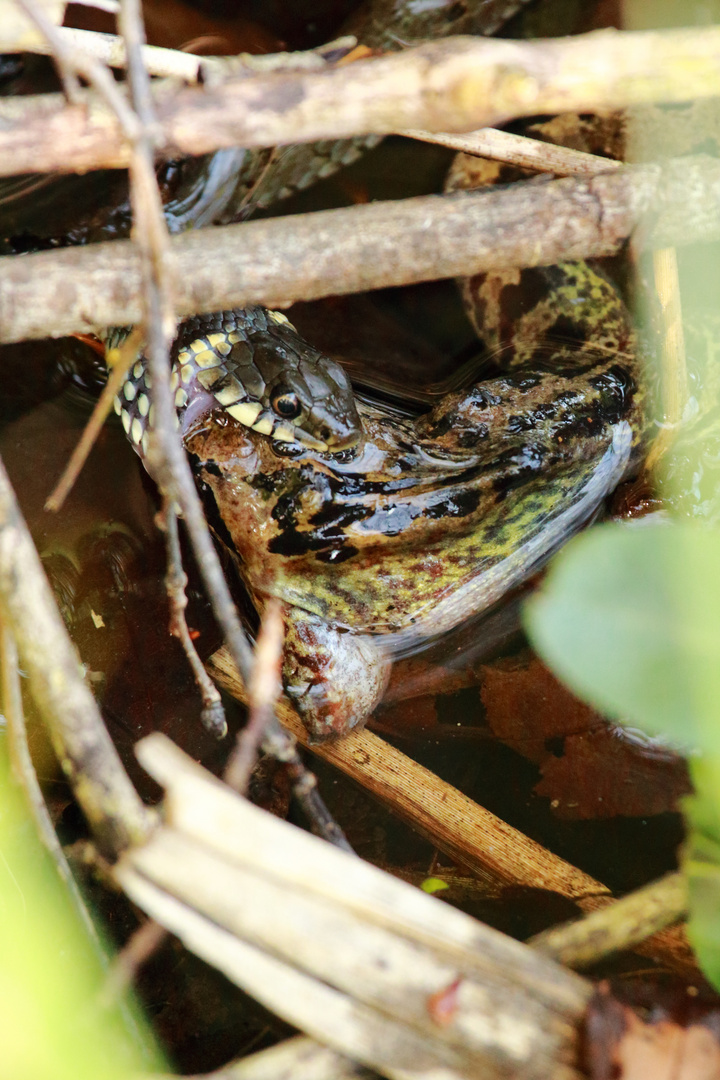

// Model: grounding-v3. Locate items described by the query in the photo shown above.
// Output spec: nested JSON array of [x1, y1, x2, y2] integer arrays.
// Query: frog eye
[[271, 387, 301, 419]]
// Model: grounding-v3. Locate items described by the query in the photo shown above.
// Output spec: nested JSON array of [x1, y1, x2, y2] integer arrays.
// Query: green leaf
[[420, 877, 450, 895], [0, 751, 164, 1079], [524, 520, 720, 750], [683, 779, 720, 991]]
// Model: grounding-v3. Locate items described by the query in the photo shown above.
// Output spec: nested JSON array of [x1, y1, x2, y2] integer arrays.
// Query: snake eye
[[271, 388, 301, 419]]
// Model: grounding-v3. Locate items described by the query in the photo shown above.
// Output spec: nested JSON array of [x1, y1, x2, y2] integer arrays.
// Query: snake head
[[268, 350, 362, 453], [237, 312, 362, 454], [116, 307, 363, 458]]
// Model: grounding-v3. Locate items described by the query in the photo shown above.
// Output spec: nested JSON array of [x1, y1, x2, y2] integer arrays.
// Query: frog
[[117, 144, 644, 740], [157, 263, 638, 739]]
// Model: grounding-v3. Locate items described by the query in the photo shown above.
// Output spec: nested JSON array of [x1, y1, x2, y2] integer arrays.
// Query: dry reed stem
[[119, 733, 592, 1080]]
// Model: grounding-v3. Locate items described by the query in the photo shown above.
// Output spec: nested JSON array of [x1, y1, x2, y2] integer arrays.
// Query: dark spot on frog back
[[266, 455, 492, 558], [590, 364, 636, 421], [499, 268, 551, 335], [492, 443, 547, 498], [424, 487, 482, 518]]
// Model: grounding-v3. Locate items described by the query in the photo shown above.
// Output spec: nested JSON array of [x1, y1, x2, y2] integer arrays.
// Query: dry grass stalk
[[530, 873, 688, 969], [117, 733, 592, 1080]]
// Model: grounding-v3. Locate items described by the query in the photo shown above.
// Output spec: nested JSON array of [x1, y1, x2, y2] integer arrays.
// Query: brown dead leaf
[[481, 656, 689, 819], [481, 655, 607, 761], [587, 983, 720, 1080], [536, 728, 690, 820]]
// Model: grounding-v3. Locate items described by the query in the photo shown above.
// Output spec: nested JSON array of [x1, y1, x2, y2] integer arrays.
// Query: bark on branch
[[3, 28, 720, 176], [2, 154, 720, 345]]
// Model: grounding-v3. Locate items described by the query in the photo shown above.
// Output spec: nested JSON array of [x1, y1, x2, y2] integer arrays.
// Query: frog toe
[[283, 616, 390, 741]]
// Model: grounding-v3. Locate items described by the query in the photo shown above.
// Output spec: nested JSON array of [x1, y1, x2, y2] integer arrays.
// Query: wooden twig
[[16, 0, 83, 103], [224, 601, 284, 794], [114, 0, 256, 706], [45, 326, 145, 512], [3, 28, 720, 176], [0, 456, 150, 855], [113, 1, 350, 852], [118, 0, 253, 719], [116, 0, 257, 692], [98, 917, 168, 1008], [13, 0, 141, 141], [401, 126, 622, 176], [27, 26, 204, 80], [529, 873, 688, 969], [5, 154, 720, 346], [161, 502, 227, 739], [20, 28, 361, 83]]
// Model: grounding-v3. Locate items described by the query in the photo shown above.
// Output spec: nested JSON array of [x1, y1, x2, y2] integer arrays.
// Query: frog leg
[[281, 608, 391, 742]]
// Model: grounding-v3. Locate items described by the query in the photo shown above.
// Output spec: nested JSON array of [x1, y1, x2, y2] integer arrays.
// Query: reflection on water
[[0, 341, 233, 796]]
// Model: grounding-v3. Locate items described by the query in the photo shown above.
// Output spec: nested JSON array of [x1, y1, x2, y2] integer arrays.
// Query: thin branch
[[13, 0, 141, 141], [224, 601, 284, 794], [114, 0, 351, 852], [45, 326, 145, 512], [401, 126, 622, 176], [5, 154, 720, 346], [117, 0, 233, 743], [0, 455, 150, 855], [27, 26, 204, 80], [3, 27, 720, 176], [117, 0, 256, 687], [16, 0, 83, 103], [529, 872, 688, 969], [98, 917, 168, 1008], [161, 502, 227, 739], [21, 27, 361, 82], [16, 23, 358, 85]]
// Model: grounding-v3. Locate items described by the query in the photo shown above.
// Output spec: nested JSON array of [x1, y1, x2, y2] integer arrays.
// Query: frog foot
[[282, 611, 390, 741]]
